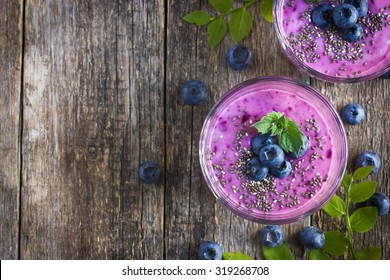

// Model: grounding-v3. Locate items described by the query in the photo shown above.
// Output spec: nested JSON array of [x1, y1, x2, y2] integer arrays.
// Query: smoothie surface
[[278, 0, 390, 79], [205, 87, 334, 216]]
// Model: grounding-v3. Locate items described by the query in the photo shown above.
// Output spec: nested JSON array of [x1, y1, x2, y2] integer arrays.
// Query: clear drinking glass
[[199, 76, 347, 224]]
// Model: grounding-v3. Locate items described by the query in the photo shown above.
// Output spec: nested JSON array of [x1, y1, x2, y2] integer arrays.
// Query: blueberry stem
[[345, 178, 356, 260], [210, 0, 258, 22]]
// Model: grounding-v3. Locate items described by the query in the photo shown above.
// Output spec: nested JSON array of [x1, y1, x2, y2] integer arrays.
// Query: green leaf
[[210, 0, 233, 13], [222, 252, 254, 260], [322, 195, 346, 218], [322, 231, 348, 256], [253, 112, 304, 155], [353, 166, 374, 180], [262, 244, 294, 260], [207, 17, 227, 48], [356, 246, 382, 260], [341, 171, 351, 187], [252, 111, 283, 134], [260, 0, 274, 23], [350, 181, 377, 203], [308, 250, 331, 260], [280, 120, 304, 155], [183, 11, 210, 26], [229, 8, 253, 43], [350, 206, 378, 233]]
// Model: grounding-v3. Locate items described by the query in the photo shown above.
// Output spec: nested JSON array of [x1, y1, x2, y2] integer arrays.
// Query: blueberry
[[381, 71, 390, 79], [341, 103, 365, 125], [260, 226, 284, 248], [180, 80, 207, 105], [341, 23, 364, 43], [138, 161, 161, 184], [259, 144, 285, 168], [345, 0, 368, 18], [300, 226, 325, 249], [366, 192, 390, 216], [198, 241, 223, 260], [251, 133, 274, 155], [287, 134, 310, 159], [270, 160, 292, 179], [332, 4, 359, 29], [246, 158, 269, 181], [226, 45, 252, 71], [355, 151, 381, 174], [311, 4, 334, 29]]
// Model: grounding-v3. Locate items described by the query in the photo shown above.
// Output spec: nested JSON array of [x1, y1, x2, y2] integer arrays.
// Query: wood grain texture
[[21, 0, 165, 259], [0, 0, 23, 260], [311, 79, 390, 259], [165, 0, 309, 260]]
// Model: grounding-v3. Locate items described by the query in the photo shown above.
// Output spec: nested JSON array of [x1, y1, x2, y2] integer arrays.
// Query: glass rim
[[199, 76, 348, 224]]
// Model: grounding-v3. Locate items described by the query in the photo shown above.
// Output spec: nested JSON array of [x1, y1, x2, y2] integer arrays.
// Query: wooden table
[[1, 0, 389, 260]]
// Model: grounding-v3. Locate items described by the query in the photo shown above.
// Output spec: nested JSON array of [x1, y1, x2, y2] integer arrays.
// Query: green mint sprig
[[183, 0, 274, 48], [252, 111, 304, 157], [310, 166, 381, 260]]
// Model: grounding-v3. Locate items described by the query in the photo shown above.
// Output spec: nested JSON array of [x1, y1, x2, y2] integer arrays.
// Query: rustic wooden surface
[[0, 0, 389, 260]]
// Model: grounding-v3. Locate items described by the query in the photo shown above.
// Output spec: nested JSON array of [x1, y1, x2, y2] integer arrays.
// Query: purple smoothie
[[200, 77, 347, 223], [275, 0, 390, 81]]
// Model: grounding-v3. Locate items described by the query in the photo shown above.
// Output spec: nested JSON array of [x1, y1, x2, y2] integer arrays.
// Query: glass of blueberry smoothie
[[199, 77, 347, 224], [274, 0, 390, 82]]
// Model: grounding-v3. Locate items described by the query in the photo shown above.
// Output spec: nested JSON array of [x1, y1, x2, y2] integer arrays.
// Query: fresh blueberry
[[332, 4, 359, 29], [341, 103, 365, 125], [226, 45, 252, 71], [300, 226, 325, 249], [260, 225, 284, 248], [246, 157, 269, 181], [345, 0, 368, 18], [251, 133, 274, 155], [270, 160, 292, 179], [311, 4, 334, 29], [381, 71, 390, 79], [366, 192, 390, 216], [342, 23, 364, 43], [198, 241, 223, 260], [288, 134, 310, 159], [180, 79, 207, 105], [355, 151, 381, 174], [259, 144, 285, 168], [138, 161, 161, 184]]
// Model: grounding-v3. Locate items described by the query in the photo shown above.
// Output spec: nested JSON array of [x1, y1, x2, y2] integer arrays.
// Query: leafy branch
[[313, 166, 381, 260], [183, 0, 274, 48]]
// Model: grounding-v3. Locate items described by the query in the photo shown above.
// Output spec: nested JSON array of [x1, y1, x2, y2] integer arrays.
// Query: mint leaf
[[309, 250, 331, 260], [350, 206, 378, 233], [260, 0, 274, 23], [280, 120, 304, 155], [253, 112, 304, 156], [252, 111, 283, 134], [341, 171, 351, 187], [229, 8, 253, 43], [262, 244, 294, 260], [356, 246, 382, 260], [183, 11, 210, 26], [207, 18, 227, 48], [350, 181, 377, 203], [322, 231, 348, 256], [210, 0, 233, 13], [322, 195, 346, 218], [353, 166, 374, 180], [222, 252, 253, 260]]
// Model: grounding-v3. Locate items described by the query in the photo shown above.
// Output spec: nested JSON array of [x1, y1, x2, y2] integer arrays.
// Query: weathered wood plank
[[311, 79, 390, 259], [0, 0, 23, 260], [166, 0, 309, 260], [21, 0, 165, 259]]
